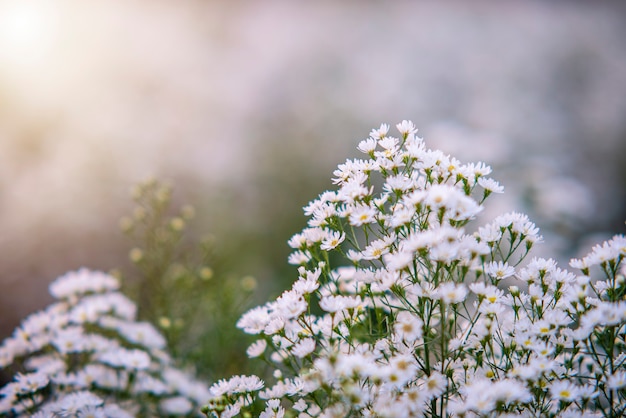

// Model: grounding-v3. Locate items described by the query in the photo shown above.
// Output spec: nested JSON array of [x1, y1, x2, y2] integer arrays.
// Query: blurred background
[[1, 0, 625, 374]]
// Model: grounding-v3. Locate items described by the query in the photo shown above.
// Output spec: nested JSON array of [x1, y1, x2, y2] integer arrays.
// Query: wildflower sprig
[[205, 121, 626, 417], [121, 179, 255, 379], [0, 269, 210, 417]]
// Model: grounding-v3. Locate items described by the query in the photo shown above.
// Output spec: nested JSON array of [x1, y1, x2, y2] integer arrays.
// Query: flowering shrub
[[205, 121, 626, 417], [0, 269, 210, 417]]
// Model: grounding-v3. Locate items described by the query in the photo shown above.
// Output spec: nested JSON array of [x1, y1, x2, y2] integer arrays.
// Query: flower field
[[1, 2, 625, 416]]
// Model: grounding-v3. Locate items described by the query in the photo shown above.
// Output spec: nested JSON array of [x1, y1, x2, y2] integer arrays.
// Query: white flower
[[526, 257, 557, 275], [293, 399, 307, 412], [586, 240, 621, 266], [477, 177, 504, 193], [338, 179, 371, 202], [460, 379, 496, 414], [424, 184, 458, 209], [113, 320, 167, 350], [476, 223, 502, 243], [162, 368, 211, 404], [98, 348, 151, 371], [434, 283, 468, 304], [362, 235, 395, 260], [260, 398, 285, 418], [386, 205, 416, 228], [221, 402, 243, 418], [422, 372, 447, 398], [237, 306, 271, 335], [386, 354, 418, 386], [102, 404, 134, 418], [465, 161, 493, 178], [52, 327, 89, 354], [577, 384, 599, 400], [606, 371, 626, 390], [346, 249, 364, 262], [49, 269, 119, 300], [55, 391, 104, 415], [383, 251, 413, 271], [319, 295, 362, 313], [569, 257, 588, 270], [81, 364, 125, 390], [288, 250, 312, 265], [469, 282, 501, 303], [491, 379, 532, 404], [334, 353, 376, 380], [15, 372, 49, 394], [246, 339, 267, 358], [276, 290, 307, 319], [357, 138, 377, 154], [160, 396, 193, 415], [429, 243, 459, 264], [348, 204, 377, 226], [133, 373, 170, 395], [320, 229, 346, 251], [209, 375, 264, 398], [396, 120, 417, 136], [484, 261, 515, 281], [384, 174, 413, 193], [287, 233, 307, 249], [76, 405, 107, 418], [291, 338, 316, 358], [550, 380, 581, 402], [369, 123, 390, 140], [264, 317, 286, 335], [293, 267, 321, 294]]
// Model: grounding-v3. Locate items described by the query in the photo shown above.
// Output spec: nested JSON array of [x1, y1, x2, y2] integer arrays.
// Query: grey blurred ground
[[1, 0, 625, 339]]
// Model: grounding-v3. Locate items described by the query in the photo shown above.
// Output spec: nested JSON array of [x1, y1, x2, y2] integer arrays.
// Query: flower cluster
[[0, 268, 210, 417], [205, 122, 626, 417]]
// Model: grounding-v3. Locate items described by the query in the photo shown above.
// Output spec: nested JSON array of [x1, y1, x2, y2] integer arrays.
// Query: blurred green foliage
[[118, 179, 259, 380]]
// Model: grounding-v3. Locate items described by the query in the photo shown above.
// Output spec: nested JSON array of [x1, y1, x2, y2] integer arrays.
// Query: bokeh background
[[1, 0, 625, 358]]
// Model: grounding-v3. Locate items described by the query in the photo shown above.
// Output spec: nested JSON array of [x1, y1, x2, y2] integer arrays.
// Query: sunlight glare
[[0, 1, 61, 70]]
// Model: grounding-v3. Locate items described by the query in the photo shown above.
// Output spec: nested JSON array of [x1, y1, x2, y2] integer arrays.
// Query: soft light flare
[[0, 1, 61, 70]]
